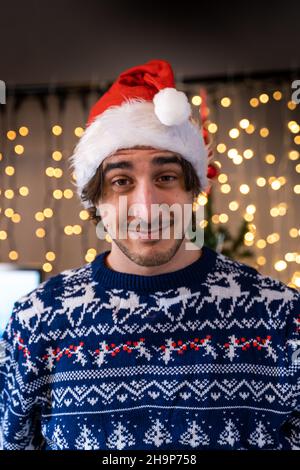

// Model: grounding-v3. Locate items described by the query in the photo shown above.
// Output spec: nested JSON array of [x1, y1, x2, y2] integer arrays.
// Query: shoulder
[[11, 260, 94, 327], [212, 249, 300, 306]]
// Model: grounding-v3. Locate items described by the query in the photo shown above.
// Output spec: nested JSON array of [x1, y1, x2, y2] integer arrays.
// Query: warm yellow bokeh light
[[229, 201, 239, 211], [64, 225, 73, 235], [4, 208, 14, 218], [52, 151, 63, 161], [257, 256, 266, 266], [74, 127, 84, 137], [53, 190, 63, 199], [288, 121, 300, 134], [274, 260, 287, 272], [4, 189, 14, 199], [229, 128, 240, 139], [250, 98, 259, 107], [228, 148, 238, 158], [289, 228, 299, 238], [265, 154, 276, 164], [221, 97, 231, 107], [0, 230, 8, 240], [294, 185, 300, 194], [73, 225, 82, 235], [273, 91, 282, 100], [192, 95, 202, 106], [35, 212, 45, 222], [259, 93, 269, 103], [9, 251, 19, 260], [36, 228, 46, 238], [5, 166, 15, 176], [256, 239, 266, 249], [260, 127, 269, 137], [63, 189, 73, 199], [239, 119, 250, 129], [43, 263, 53, 272], [239, 184, 250, 194], [52, 125, 62, 136], [19, 126, 29, 136], [221, 184, 231, 194], [219, 213, 229, 223], [46, 251, 56, 261], [14, 145, 24, 155], [218, 173, 228, 184], [44, 208, 53, 218], [217, 143, 226, 153], [11, 213, 21, 223], [19, 186, 29, 196], [79, 210, 89, 220], [288, 150, 299, 161], [208, 123, 218, 133], [243, 149, 254, 159], [245, 124, 255, 134], [7, 130, 17, 140]]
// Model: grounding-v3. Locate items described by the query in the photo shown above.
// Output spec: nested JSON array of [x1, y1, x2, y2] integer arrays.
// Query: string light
[[0, 83, 298, 288], [221, 97, 231, 107]]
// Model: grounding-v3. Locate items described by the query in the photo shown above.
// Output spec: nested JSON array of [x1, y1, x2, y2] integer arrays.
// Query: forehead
[[102, 147, 182, 169]]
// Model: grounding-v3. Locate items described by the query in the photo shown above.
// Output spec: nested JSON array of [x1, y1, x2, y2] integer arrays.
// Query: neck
[[104, 241, 202, 276]]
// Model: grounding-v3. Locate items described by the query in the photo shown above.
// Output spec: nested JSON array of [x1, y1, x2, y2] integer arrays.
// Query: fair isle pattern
[[0, 245, 299, 450]]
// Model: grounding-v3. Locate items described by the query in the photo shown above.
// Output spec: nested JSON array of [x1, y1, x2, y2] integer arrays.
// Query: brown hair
[[81, 152, 202, 231]]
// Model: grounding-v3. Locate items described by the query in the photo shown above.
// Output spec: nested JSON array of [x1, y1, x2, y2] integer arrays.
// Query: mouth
[[128, 223, 173, 240]]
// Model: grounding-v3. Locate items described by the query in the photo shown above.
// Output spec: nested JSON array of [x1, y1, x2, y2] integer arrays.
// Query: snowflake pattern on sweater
[[0, 245, 299, 450]]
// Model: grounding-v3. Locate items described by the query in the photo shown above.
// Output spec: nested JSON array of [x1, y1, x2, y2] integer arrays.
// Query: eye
[[111, 178, 130, 187], [157, 175, 177, 182]]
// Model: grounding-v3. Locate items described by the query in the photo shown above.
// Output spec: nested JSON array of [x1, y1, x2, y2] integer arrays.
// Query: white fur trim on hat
[[69, 98, 209, 209]]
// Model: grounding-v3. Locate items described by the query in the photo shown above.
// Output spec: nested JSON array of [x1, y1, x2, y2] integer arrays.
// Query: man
[[0, 59, 299, 450]]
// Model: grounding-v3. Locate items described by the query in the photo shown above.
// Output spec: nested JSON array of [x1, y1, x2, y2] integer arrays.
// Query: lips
[[131, 222, 173, 234]]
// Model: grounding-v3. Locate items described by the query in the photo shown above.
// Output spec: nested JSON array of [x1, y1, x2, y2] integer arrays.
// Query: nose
[[129, 178, 160, 226]]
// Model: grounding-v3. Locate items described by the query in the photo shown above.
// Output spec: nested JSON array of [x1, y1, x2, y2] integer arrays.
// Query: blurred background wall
[[0, 0, 299, 289]]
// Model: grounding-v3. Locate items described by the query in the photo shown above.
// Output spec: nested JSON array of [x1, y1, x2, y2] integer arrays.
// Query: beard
[[111, 236, 185, 267]]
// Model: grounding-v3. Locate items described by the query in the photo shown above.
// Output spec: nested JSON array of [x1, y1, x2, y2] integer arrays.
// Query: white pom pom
[[153, 87, 191, 126]]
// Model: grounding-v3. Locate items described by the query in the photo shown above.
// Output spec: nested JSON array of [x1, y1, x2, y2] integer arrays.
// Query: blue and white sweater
[[0, 245, 299, 450]]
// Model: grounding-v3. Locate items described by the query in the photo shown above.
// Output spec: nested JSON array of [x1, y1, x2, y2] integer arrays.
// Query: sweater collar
[[91, 245, 217, 292]]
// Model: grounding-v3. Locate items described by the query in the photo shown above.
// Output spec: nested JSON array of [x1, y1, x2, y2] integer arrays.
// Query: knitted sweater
[[0, 245, 299, 451]]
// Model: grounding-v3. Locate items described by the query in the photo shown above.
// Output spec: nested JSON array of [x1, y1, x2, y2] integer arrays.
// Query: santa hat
[[69, 59, 209, 209]]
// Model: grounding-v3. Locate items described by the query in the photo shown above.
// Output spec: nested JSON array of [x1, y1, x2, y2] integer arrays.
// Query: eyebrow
[[102, 155, 182, 178]]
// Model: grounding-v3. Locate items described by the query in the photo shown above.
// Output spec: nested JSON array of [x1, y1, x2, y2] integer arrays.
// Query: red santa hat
[[69, 59, 209, 208]]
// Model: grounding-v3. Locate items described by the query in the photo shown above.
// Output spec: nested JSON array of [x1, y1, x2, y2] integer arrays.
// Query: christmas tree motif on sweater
[[247, 420, 273, 448], [106, 421, 135, 450], [179, 420, 210, 447], [197, 272, 250, 318], [143, 418, 172, 447], [217, 418, 240, 447], [75, 424, 100, 449], [50, 424, 68, 450]]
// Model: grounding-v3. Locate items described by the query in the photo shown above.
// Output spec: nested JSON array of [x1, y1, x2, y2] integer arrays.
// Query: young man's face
[[96, 146, 195, 267]]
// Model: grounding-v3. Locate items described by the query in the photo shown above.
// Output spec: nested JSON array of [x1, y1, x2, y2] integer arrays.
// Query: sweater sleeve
[[0, 300, 45, 450], [283, 290, 300, 449]]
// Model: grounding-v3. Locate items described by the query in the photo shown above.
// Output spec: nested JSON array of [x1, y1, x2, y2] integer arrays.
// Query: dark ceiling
[[1, 0, 300, 87]]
